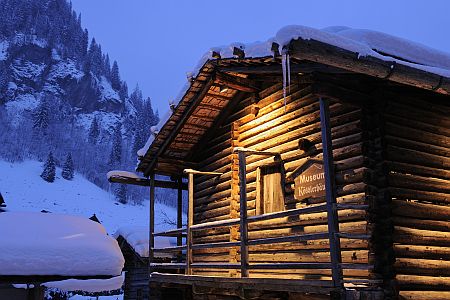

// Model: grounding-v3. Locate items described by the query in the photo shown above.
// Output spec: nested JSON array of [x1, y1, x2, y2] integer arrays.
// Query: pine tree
[[33, 96, 49, 132], [115, 184, 127, 204], [62, 153, 74, 180], [104, 54, 111, 79], [119, 81, 128, 101], [111, 61, 121, 90], [109, 123, 122, 166], [88, 116, 100, 144], [41, 152, 56, 183]]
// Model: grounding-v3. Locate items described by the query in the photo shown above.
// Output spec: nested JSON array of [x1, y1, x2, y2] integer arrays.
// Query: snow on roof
[[0, 212, 124, 276], [106, 170, 141, 180], [42, 273, 124, 293], [115, 225, 176, 258], [137, 25, 450, 161]]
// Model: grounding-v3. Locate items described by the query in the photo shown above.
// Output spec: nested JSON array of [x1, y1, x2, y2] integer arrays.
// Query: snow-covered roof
[[136, 24, 450, 170], [0, 212, 124, 277], [115, 225, 176, 258], [42, 273, 124, 293]]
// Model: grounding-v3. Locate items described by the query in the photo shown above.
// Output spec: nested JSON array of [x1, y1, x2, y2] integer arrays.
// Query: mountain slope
[[0, 160, 177, 234]]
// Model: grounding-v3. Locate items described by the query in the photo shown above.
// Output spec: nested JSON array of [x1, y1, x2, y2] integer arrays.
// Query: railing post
[[238, 151, 249, 277], [149, 173, 155, 275], [186, 172, 194, 275], [177, 176, 183, 262], [319, 97, 344, 291]]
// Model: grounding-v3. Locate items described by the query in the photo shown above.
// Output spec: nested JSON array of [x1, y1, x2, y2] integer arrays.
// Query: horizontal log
[[386, 145, 450, 170], [397, 274, 450, 288], [386, 161, 450, 181], [388, 172, 450, 194], [395, 258, 450, 276], [390, 187, 449, 205], [398, 291, 450, 300], [385, 121, 450, 150], [391, 200, 450, 221], [393, 217, 450, 232], [394, 226, 450, 247], [394, 245, 450, 260]]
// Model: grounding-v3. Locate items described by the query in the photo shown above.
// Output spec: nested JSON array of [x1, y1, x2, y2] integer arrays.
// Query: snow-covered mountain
[[0, 28, 133, 135], [0, 0, 161, 204]]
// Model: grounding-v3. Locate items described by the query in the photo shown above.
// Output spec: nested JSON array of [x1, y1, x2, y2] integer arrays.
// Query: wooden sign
[[292, 161, 326, 201]]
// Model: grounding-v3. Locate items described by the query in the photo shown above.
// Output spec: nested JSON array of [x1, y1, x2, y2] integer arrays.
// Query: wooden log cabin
[[125, 27, 450, 299]]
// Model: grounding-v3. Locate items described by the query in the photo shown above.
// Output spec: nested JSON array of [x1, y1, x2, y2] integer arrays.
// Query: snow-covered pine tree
[[111, 61, 121, 90], [109, 123, 122, 166], [88, 116, 100, 144], [33, 96, 49, 133], [115, 184, 127, 204], [41, 152, 56, 183], [62, 153, 74, 180]]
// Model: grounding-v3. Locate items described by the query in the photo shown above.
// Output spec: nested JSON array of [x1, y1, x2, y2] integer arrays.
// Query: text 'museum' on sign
[[293, 162, 326, 201]]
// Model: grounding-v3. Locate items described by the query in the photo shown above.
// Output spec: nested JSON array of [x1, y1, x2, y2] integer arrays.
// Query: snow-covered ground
[[0, 160, 178, 235]]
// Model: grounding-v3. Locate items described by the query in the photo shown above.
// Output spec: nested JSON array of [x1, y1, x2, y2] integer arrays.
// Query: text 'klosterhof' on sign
[[293, 162, 326, 200]]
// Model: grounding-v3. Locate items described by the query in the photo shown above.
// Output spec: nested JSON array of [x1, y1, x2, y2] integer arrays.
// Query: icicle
[[281, 51, 287, 113], [287, 53, 291, 95]]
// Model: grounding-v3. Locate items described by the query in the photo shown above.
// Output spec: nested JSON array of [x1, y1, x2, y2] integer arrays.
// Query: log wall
[[191, 82, 374, 284], [381, 96, 450, 300]]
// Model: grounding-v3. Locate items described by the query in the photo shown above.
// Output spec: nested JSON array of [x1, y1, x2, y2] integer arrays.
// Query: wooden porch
[[143, 99, 379, 299]]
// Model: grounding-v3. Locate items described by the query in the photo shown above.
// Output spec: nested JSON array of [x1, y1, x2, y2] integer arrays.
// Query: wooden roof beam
[[205, 93, 232, 101], [197, 102, 224, 111], [214, 71, 259, 93]]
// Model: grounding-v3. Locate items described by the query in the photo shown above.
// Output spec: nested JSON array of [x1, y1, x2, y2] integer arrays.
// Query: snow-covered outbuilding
[[0, 211, 125, 300], [115, 226, 177, 300], [120, 25, 449, 300]]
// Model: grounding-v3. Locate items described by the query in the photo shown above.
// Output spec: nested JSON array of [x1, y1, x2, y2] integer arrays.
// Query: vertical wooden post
[[186, 172, 194, 275], [238, 151, 249, 277], [149, 173, 155, 275], [177, 176, 183, 247], [177, 176, 183, 263], [229, 122, 241, 277], [319, 97, 344, 290]]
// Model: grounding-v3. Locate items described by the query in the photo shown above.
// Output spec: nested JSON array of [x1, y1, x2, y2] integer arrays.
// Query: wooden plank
[[246, 204, 327, 223], [238, 151, 249, 277], [247, 233, 330, 246], [153, 227, 186, 237], [319, 97, 344, 289], [192, 241, 241, 250]]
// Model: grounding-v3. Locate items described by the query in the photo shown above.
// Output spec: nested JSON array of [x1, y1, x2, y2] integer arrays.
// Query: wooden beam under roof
[[108, 174, 188, 189], [214, 71, 260, 93], [218, 61, 352, 75]]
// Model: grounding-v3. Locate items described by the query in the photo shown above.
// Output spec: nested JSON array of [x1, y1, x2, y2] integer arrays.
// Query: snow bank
[[136, 25, 450, 160], [115, 226, 176, 258], [42, 273, 124, 292], [0, 211, 124, 276]]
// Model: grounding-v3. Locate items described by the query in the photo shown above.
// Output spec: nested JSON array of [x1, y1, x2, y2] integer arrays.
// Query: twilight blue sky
[[72, 0, 450, 115]]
